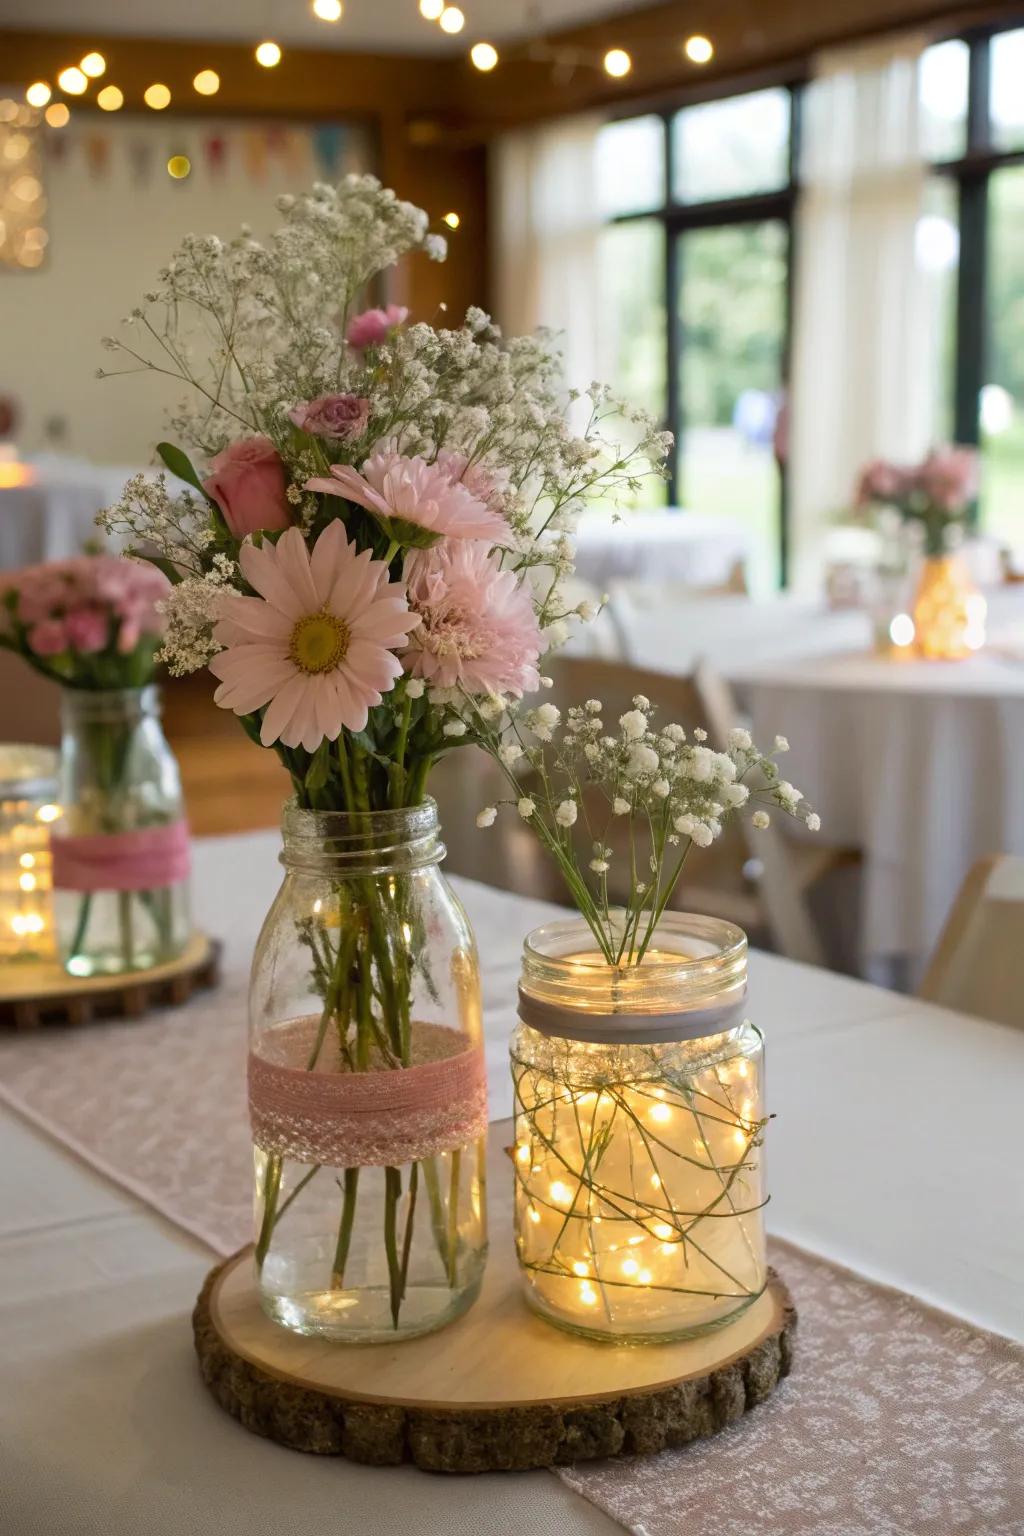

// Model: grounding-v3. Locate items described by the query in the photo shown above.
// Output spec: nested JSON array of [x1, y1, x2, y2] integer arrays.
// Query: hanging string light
[[313, 0, 343, 17], [419, 0, 444, 18], [44, 103, 70, 127], [25, 83, 51, 108], [57, 66, 88, 96], [96, 85, 124, 111], [80, 52, 106, 78], [443, 210, 460, 228], [193, 70, 220, 95], [470, 42, 498, 71], [684, 35, 714, 64], [439, 6, 465, 33], [603, 48, 631, 78], [143, 83, 171, 110], [255, 41, 283, 67]]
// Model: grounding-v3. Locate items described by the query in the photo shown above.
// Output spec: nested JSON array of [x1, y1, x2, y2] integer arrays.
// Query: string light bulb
[[442, 210, 460, 229], [603, 48, 631, 78], [57, 66, 88, 95], [684, 35, 714, 64], [193, 69, 220, 95], [439, 6, 465, 33], [96, 85, 124, 111], [143, 83, 171, 110], [313, 0, 343, 15], [167, 154, 192, 180], [80, 52, 106, 77], [25, 82, 51, 108], [44, 103, 70, 127], [419, 0, 444, 15], [470, 41, 498, 71], [255, 41, 282, 67]]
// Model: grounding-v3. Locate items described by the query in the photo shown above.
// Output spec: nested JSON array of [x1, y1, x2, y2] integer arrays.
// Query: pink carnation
[[402, 540, 542, 697], [64, 607, 108, 654], [855, 459, 915, 507], [346, 305, 408, 351], [436, 449, 512, 511], [289, 394, 371, 442], [916, 445, 978, 512], [306, 449, 510, 546], [28, 619, 68, 657]]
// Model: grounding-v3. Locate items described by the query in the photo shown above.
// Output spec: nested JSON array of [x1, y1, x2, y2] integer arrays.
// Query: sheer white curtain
[[489, 114, 606, 393], [790, 34, 938, 588]]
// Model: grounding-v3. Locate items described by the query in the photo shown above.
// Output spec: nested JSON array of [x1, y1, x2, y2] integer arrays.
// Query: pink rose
[[202, 437, 292, 538], [289, 393, 371, 441], [64, 607, 108, 654], [345, 304, 408, 351], [28, 619, 67, 656], [855, 459, 914, 507]]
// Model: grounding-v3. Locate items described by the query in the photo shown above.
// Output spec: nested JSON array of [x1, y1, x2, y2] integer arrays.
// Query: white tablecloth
[[610, 585, 1024, 982], [0, 459, 142, 570], [572, 510, 750, 594], [2, 830, 1022, 1535]]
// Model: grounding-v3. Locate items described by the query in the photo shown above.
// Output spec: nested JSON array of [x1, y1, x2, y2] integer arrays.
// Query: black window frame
[[605, 84, 802, 585]]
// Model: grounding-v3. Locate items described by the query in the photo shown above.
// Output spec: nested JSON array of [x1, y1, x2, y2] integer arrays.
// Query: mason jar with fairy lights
[[511, 914, 767, 1344]]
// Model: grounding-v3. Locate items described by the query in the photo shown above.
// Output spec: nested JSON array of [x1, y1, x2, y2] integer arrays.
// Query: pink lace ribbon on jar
[[51, 820, 191, 893], [248, 1018, 489, 1168]]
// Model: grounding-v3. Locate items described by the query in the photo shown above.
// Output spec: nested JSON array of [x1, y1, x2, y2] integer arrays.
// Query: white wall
[[2, 115, 371, 465]]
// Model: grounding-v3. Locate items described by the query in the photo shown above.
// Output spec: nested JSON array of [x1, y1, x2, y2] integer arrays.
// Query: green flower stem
[[445, 1149, 462, 1289], [384, 1166, 403, 1327], [331, 1168, 361, 1288]]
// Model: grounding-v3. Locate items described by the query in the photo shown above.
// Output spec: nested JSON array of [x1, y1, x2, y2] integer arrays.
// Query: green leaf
[[304, 738, 332, 794], [156, 442, 214, 503]]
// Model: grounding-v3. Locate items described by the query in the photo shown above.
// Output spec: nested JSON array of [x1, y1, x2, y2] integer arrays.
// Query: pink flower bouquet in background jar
[[0, 554, 191, 975]]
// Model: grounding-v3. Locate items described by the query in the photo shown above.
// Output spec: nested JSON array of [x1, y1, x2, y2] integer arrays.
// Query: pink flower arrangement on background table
[[854, 445, 986, 659], [97, 175, 671, 1341], [0, 554, 191, 974]]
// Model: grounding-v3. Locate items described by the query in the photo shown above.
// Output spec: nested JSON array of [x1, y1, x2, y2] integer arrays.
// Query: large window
[[597, 25, 1024, 587], [597, 89, 797, 591]]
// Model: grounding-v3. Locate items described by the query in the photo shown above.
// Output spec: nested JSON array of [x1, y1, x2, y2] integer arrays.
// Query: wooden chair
[[919, 856, 1024, 1028], [526, 655, 844, 967]]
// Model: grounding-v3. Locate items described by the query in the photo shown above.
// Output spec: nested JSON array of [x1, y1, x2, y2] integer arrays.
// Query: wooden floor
[[162, 676, 291, 837]]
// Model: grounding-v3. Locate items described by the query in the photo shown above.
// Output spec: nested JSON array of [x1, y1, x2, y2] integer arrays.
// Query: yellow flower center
[[289, 610, 350, 674]]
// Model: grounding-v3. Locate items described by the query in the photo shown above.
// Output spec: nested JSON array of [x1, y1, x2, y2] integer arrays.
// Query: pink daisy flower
[[305, 448, 510, 548], [209, 521, 417, 750], [402, 540, 542, 697]]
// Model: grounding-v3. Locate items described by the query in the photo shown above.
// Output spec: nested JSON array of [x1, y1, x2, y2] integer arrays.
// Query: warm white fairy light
[[193, 70, 220, 96], [144, 82, 171, 110], [513, 1024, 768, 1339], [25, 82, 51, 107], [57, 66, 87, 95], [443, 210, 460, 229], [81, 52, 106, 78], [255, 40, 282, 67], [603, 48, 631, 78], [419, 0, 444, 16], [313, 0, 343, 17], [470, 41, 498, 71], [439, 6, 465, 34], [97, 85, 124, 111], [684, 34, 714, 64]]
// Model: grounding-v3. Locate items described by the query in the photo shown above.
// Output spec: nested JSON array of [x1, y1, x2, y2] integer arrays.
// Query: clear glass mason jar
[[512, 913, 766, 1344], [51, 686, 191, 977], [249, 800, 488, 1343]]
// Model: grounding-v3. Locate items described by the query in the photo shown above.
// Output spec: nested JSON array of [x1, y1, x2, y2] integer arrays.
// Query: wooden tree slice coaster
[[0, 931, 221, 1030], [194, 1214, 795, 1472]]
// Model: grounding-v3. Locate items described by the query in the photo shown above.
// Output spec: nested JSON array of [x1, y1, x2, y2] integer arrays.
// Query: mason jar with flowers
[[461, 690, 817, 1342], [0, 554, 190, 976], [98, 175, 671, 1341]]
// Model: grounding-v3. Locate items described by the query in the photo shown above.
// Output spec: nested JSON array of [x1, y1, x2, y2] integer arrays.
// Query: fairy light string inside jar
[[511, 914, 768, 1344]]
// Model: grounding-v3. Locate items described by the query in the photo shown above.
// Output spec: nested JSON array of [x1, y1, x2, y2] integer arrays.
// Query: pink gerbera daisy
[[402, 540, 542, 697], [305, 448, 510, 548], [209, 521, 417, 750]]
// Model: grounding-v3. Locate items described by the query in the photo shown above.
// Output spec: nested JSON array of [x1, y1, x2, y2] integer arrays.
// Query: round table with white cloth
[[608, 583, 1024, 984], [572, 509, 751, 594], [0, 457, 146, 569]]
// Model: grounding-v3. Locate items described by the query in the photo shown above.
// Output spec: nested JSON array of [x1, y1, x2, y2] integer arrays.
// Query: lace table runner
[[2, 996, 1022, 1535]]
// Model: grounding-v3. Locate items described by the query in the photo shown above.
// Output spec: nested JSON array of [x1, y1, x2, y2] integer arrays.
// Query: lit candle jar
[[0, 744, 59, 962], [512, 914, 766, 1343]]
